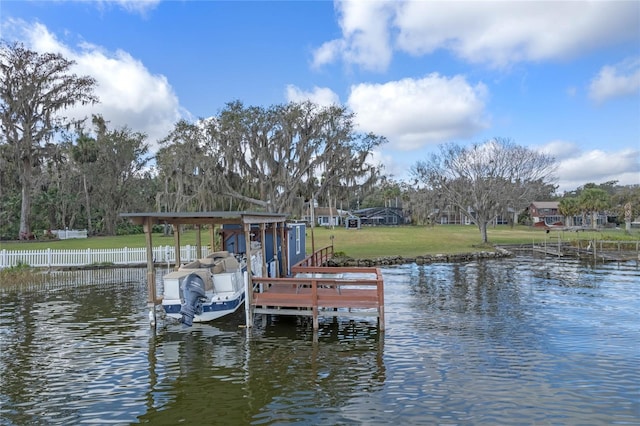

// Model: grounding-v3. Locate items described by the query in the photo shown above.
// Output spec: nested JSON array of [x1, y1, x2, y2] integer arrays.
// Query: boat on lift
[[161, 250, 262, 326]]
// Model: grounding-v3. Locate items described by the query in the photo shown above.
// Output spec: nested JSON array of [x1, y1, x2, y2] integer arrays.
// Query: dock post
[[244, 223, 253, 328], [260, 224, 267, 277], [195, 224, 202, 258], [173, 224, 181, 270], [377, 268, 385, 331], [312, 278, 319, 330], [312, 308, 319, 330], [144, 217, 156, 327], [209, 224, 216, 252], [280, 224, 288, 277]]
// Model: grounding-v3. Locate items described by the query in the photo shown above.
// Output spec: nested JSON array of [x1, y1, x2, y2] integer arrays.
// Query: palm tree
[[558, 197, 580, 227], [579, 188, 610, 229]]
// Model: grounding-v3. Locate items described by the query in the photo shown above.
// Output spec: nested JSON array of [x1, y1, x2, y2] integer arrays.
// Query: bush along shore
[[326, 246, 513, 267]]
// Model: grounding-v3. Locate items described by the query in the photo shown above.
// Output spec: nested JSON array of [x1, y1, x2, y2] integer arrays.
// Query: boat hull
[[162, 290, 245, 323], [161, 254, 249, 324]]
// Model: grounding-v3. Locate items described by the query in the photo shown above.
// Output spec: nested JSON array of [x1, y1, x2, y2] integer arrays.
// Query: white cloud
[[588, 57, 640, 103], [312, 0, 394, 71], [6, 20, 182, 150], [285, 85, 341, 106], [315, 1, 639, 70], [540, 141, 640, 192], [370, 148, 401, 178], [111, 0, 160, 14], [86, 0, 160, 14], [539, 140, 581, 161], [347, 74, 489, 150], [311, 39, 344, 69]]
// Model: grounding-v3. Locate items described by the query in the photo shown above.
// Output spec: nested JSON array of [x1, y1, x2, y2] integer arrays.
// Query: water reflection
[[136, 314, 386, 425], [1, 269, 150, 424], [0, 259, 638, 425]]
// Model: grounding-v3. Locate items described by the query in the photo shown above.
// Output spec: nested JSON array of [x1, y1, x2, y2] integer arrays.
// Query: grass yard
[[307, 225, 637, 258], [1, 224, 637, 259]]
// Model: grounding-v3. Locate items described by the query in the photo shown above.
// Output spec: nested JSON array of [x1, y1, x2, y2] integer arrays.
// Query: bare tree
[[0, 41, 97, 239], [412, 138, 556, 244]]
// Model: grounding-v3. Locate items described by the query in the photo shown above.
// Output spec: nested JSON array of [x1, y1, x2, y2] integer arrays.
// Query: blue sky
[[2, 0, 639, 194]]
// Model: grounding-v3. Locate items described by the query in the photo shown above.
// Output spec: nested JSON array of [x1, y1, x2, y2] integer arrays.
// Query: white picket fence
[[0, 245, 206, 269], [51, 229, 88, 240]]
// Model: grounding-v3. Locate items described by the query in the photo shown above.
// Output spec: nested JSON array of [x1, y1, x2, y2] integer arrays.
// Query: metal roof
[[530, 201, 559, 209]]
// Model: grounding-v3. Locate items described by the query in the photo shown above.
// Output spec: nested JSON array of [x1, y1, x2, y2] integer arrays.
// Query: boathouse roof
[[120, 211, 289, 226]]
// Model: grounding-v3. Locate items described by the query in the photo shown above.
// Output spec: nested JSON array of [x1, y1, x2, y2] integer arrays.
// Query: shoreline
[[327, 246, 513, 267]]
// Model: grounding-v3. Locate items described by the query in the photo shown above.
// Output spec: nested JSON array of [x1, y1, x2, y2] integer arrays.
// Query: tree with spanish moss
[[0, 41, 98, 239], [157, 101, 386, 216]]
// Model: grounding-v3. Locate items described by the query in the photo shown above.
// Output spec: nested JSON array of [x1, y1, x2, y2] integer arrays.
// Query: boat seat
[[221, 256, 240, 272], [206, 250, 229, 259], [181, 260, 201, 269], [172, 268, 214, 292], [198, 257, 217, 267]]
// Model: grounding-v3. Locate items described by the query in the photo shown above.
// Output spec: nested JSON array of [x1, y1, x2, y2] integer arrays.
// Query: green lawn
[[308, 225, 637, 258], [1, 224, 636, 259]]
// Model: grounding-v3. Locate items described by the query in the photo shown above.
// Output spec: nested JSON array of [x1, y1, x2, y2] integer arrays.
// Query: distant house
[[528, 201, 562, 225], [437, 206, 472, 225], [353, 207, 410, 226], [529, 201, 613, 228], [303, 207, 348, 227], [436, 206, 513, 226]]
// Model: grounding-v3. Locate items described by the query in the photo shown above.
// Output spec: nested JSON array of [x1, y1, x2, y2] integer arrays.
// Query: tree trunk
[[624, 203, 632, 235], [19, 157, 32, 239], [83, 173, 92, 235], [478, 220, 489, 244], [104, 210, 117, 236]]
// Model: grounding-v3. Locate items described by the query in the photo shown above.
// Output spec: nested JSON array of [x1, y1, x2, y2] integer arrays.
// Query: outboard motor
[[180, 273, 206, 326]]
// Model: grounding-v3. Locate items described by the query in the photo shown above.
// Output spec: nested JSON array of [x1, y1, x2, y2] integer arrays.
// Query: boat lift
[[120, 211, 289, 328]]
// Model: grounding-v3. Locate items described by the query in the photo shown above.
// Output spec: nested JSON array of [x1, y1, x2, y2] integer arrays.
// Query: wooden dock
[[503, 240, 640, 264], [250, 263, 385, 331]]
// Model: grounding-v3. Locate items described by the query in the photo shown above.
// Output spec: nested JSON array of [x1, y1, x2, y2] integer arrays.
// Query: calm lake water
[[1, 255, 638, 425]]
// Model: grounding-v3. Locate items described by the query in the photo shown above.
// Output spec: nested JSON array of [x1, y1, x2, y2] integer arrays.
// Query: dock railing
[[291, 245, 333, 270], [251, 265, 384, 330]]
